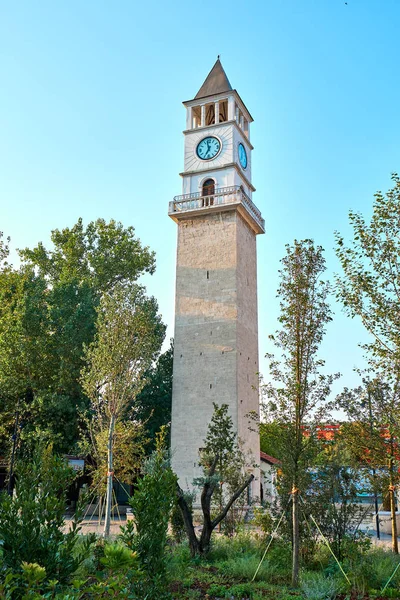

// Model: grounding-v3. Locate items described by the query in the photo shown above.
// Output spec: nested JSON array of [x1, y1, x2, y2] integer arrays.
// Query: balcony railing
[[168, 186, 265, 233]]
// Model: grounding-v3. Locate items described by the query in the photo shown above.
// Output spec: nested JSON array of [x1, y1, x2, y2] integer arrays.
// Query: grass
[[165, 535, 400, 600], [166, 536, 300, 599]]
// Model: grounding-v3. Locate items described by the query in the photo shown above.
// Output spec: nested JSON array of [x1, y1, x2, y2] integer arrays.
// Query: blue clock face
[[196, 136, 221, 160], [238, 143, 247, 169]]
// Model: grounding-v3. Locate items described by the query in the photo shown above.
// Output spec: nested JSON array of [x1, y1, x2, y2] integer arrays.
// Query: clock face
[[196, 136, 221, 160], [238, 143, 247, 169]]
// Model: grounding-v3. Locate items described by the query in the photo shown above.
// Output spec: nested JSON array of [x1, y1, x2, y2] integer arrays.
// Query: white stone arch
[[199, 175, 217, 195]]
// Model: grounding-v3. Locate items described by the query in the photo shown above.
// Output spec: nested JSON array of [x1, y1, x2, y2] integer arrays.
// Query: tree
[[335, 176, 400, 552], [177, 403, 254, 557], [135, 341, 173, 451], [262, 240, 338, 586], [0, 219, 156, 456], [335, 173, 400, 372], [129, 428, 176, 599], [312, 433, 369, 561], [0, 445, 91, 584], [19, 217, 155, 293], [259, 422, 284, 459], [80, 282, 165, 537], [337, 378, 400, 553]]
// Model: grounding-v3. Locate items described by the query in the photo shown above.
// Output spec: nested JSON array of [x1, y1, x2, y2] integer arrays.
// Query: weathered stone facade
[[170, 210, 260, 498]]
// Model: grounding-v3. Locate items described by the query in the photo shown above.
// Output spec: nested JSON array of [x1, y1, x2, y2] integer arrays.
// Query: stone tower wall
[[170, 208, 260, 498]]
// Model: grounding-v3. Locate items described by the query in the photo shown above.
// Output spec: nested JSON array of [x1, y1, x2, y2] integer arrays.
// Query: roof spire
[[195, 58, 232, 100]]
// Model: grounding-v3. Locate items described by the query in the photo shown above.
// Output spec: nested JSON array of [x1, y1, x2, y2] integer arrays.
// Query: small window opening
[[206, 270, 209, 280], [219, 99, 228, 123], [192, 105, 201, 128], [202, 179, 215, 207], [209, 383, 212, 389], [205, 103, 215, 125], [202, 179, 215, 195], [200, 352, 203, 355]]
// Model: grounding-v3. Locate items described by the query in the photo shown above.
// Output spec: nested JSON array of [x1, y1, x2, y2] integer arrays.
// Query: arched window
[[202, 179, 215, 196]]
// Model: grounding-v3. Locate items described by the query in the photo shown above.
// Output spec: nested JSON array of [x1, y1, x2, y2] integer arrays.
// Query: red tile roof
[[260, 451, 280, 465]]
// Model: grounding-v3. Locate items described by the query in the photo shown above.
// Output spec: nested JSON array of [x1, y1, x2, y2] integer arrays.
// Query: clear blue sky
[[1, 0, 399, 398]]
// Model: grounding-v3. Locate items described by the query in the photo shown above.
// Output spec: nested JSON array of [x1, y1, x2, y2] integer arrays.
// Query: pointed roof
[[195, 58, 232, 100]]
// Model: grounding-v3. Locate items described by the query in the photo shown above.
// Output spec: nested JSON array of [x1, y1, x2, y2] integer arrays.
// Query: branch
[[211, 473, 254, 530], [201, 455, 219, 528]]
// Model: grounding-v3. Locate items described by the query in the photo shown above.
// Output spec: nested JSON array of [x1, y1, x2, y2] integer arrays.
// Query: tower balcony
[[168, 185, 265, 234]]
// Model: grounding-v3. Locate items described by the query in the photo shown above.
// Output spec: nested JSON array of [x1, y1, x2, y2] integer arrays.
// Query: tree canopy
[[0, 219, 157, 456], [335, 173, 400, 373]]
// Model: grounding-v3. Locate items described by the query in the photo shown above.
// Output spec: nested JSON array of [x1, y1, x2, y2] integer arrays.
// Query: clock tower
[[169, 59, 264, 500]]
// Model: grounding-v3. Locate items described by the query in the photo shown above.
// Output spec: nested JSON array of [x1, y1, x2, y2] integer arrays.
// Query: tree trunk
[[177, 470, 254, 557], [389, 461, 398, 554], [176, 485, 201, 557], [104, 413, 116, 538], [292, 488, 300, 587]]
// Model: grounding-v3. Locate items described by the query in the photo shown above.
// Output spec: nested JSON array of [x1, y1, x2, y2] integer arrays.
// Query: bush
[[129, 428, 176, 599], [0, 446, 92, 588], [253, 506, 274, 537], [301, 571, 341, 600]]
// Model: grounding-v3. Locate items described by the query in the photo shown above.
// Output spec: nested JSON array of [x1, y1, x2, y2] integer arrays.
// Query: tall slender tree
[[335, 173, 400, 371], [335, 174, 400, 550], [262, 240, 338, 586], [80, 282, 165, 537]]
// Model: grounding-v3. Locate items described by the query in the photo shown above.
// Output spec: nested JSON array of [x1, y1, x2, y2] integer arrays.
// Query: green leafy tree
[[129, 428, 176, 600], [262, 240, 338, 586], [335, 173, 400, 371], [135, 341, 173, 451], [312, 433, 369, 562], [335, 175, 400, 552], [81, 282, 165, 537], [259, 422, 284, 459], [0, 219, 156, 456], [337, 378, 400, 553], [0, 446, 92, 587], [177, 403, 254, 557]]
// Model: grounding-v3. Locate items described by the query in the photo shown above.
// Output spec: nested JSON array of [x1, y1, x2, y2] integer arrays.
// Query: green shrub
[[0, 446, 93, 588], [342, 547, 400, 594], [118, 519, 136, 550], [253, 506, 274, 537], [129, 428, 176, 599], [301, 571, 341, 600], [100, 543, 140, 572]]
